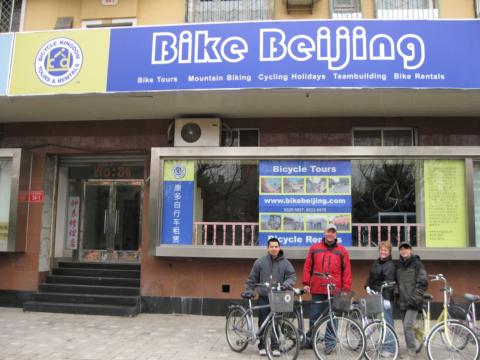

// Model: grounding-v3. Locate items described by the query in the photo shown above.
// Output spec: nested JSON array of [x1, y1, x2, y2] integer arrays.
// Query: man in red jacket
[[302, 224, 352, 337]]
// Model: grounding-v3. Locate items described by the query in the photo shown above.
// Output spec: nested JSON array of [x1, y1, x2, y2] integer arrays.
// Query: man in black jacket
[[395, 242, 428, 359], [245, 237, 296, 356]]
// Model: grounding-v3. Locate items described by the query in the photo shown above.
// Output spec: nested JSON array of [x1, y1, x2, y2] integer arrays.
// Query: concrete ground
[[0, 307, 429, 360]]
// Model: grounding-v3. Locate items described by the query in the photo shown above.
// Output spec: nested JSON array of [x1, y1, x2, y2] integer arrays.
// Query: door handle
[[114, 210, 119, 235], [103, 210, 108, 234]]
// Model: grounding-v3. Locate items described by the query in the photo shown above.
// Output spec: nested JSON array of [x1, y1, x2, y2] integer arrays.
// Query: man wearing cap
[[395, 242, 428, 359], [302, 224, 352, 348]]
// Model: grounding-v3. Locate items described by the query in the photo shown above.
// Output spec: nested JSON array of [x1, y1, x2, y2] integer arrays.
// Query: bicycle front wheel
[[284, 307, 306, 346], [364, 321, 399, 360], [225, 306, 249, 352], [426, 321, 479, 360], [264, 317, 300, 360], [312, 316, 366, 360]]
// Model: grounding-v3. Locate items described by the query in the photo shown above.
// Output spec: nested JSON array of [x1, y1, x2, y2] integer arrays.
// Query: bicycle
[[348, 281, 400, 359], [309, 272, 366, 360], [372, 180, 415, 212], [225, 282, 300, 360], [412, 274, 479, 359]]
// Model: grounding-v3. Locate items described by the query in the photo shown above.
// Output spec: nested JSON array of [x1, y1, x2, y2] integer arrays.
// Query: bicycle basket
[[360, 294, 384, 316], [332, 291, 354, 313], [268, 290, 294, 313]]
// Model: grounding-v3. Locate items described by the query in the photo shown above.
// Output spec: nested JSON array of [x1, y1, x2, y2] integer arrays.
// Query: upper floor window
[[81, 18, 136, 29], [221, 128, 259, 147], [0, 0, 22, 33], [352, 128, 416, 146], [476, 0, 480, 18], [376, 0, 439, 19], [330, 0, 362, 19], [186, 0, 273, 23]]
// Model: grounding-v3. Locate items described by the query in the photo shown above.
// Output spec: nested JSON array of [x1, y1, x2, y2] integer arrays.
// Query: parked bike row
[[225, 227, 480, 360]]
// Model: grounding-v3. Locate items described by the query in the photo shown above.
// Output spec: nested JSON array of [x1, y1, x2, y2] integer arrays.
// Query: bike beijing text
[[151, 26, 425, 71]]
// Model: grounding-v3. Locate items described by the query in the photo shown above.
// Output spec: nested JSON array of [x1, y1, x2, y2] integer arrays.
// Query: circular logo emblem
[[284, 294, 292, 303], [172, 164, 187, 179], [35, 38, 83, 86]]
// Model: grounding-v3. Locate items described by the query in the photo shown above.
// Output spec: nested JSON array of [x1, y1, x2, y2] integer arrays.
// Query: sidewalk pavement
[[0, 307, 427, 360]]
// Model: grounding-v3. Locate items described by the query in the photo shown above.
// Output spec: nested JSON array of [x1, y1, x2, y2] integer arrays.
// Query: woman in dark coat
[[365, 240, 396, 357]]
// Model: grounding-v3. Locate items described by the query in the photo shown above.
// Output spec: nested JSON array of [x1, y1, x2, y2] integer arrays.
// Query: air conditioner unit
[[174, 118, 221, 147]]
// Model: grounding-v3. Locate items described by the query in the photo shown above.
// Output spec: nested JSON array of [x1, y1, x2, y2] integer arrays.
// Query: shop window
[[221, 128, 259, 147], [474, 162, 480, 247], [353, 128, 416, 146], [186, 0, 273, 23], [0, 0, 22, 32], [331, 0, 362, 19], [375, 0, 439, 19], [0, 159, 12, 251]]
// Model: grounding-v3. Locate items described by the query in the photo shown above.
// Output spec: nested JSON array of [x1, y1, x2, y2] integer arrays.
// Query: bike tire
[[264, 316, 300, 360], [348, 307, 364, 327], [363, 320, 399, 360], [312, 315, 366, 360], [225, 305, 249, 353], [426, 320, 479, 360], [412, 309, 425, 353]]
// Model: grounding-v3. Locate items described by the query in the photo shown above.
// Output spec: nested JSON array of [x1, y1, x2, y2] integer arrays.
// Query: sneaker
[[272, 349, 281, 357], [380, 351, 394, 358], [259, 348, 267, 356], [324, 347, 336, 355]]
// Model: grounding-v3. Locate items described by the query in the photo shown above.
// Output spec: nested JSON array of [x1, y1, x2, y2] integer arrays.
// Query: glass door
[[81, 180, 142, 262]]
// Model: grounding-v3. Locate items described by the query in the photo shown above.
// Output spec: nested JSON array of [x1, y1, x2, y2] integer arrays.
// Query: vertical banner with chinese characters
[[66, 196, 80, 250], [259, 160, 352, 247], [161, 161, 195, 245]]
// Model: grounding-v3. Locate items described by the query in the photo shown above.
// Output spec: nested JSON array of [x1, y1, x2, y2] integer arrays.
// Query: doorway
[[81, 180, 143, 262]]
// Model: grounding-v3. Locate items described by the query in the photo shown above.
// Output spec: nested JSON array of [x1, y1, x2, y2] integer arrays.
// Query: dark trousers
[[309, 294, 337, 350], [258, 296, 270, 350], [257, 296, 279, 351]]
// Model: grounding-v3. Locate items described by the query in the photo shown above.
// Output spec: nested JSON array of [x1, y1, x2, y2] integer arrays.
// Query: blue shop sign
[[107, 20, 480, 91]]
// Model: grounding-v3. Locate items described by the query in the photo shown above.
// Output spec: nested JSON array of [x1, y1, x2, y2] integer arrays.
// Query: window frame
[[351, 127, 417, 146]]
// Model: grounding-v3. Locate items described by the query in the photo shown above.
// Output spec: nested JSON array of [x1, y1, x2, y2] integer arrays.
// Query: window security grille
[[186, 0, 273, 23], [376, 0, 439, 19], [0, 0, 21, 32], [331, 0, 362, 19]]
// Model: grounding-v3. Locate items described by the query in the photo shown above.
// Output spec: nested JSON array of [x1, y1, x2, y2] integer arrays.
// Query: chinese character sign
[[66, 196, 80, 250], [161, 161, 195, 245], [259, 160, 352, 247]]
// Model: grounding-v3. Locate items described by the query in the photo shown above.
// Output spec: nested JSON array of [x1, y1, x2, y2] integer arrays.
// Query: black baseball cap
[[398, 241, 413, 249]]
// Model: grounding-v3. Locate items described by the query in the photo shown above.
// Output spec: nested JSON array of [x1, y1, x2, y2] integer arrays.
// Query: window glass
[[0, 159, 12, 250], [353, 130, 382, 146], [187, 0, 272, 23], [383, 130, 414, 146], [474, 162, 480, 247]]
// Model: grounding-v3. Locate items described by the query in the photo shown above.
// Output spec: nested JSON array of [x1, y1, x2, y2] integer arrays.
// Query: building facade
[[1, 0, 480, 314]]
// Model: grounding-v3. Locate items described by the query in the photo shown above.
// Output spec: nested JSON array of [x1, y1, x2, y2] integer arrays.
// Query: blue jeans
[[382, 300, 395, 354]]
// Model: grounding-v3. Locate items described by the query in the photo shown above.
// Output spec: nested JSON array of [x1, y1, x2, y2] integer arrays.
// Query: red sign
[[19, 191, 45, 203]]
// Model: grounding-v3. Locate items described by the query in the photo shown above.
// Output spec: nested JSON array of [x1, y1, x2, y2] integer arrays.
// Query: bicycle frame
[[244, 297, 278, 344]]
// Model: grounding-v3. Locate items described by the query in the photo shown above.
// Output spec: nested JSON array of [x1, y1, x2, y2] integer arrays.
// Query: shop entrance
[[80, 180, 142, 262]]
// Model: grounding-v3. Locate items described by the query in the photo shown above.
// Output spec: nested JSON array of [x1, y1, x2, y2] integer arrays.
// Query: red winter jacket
[[302, 239, 352, 295]]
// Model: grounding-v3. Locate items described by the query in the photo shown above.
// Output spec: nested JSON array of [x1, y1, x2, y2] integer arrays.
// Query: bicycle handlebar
[[429, 273, 446, 282], [313, 272, 333, 280]]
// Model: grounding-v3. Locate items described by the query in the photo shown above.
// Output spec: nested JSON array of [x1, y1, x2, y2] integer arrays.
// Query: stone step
[[23, 301, 140, 317], [46, 275, 140, 287]]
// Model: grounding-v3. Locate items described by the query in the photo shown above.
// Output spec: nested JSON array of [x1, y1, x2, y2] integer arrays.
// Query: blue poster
[[161, 161, 195, 245], [0, 33, 13, 96], [108, 20, 480, 91], [259, 160, 352, 247]]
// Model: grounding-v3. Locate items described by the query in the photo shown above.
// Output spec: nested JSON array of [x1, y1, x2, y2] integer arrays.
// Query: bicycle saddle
[[241, 291, 255, 299], [464, 293, 480, 303], [423, 293, 433, 301]]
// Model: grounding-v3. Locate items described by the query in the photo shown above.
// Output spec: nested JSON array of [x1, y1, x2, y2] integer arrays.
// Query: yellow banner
[[424, 160, 467, 247], [9, 29, 110, 95], [0, 222, 8, 241], [163, 161, 195, 182]]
